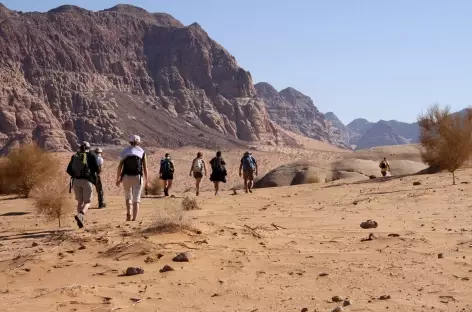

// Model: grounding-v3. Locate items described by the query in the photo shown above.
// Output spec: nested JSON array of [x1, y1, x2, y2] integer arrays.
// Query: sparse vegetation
[[143, 202, 195, 234], [0, 144, 59, 197], [181, 196, 200, 211], [32, 178, 73, 228], [147, 175, 164, 196], [418, 105, 472, 185]]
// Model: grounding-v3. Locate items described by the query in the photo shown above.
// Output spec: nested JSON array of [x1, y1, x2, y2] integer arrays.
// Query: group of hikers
[[66, 135, 258, 228]]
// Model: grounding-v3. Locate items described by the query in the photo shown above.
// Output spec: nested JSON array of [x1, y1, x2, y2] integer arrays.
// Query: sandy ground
[[1, 166, 472, 311]]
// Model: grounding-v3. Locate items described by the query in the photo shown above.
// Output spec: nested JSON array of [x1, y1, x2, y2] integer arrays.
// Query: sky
[[2, 0, 471, 125]]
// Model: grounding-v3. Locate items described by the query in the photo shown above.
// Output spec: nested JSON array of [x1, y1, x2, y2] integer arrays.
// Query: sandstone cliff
[[255, 82, 349, 149], [0, 4, 282, 152]]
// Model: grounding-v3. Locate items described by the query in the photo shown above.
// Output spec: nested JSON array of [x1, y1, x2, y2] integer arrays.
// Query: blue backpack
[[242, 155, 256, 171]]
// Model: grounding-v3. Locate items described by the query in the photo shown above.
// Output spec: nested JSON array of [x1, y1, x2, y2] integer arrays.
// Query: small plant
[[147, 176, 163, 196], [32, 177, 73, 228], [3, 144, 59, 197], [143, 202, 195, 234], [418, 105, 472, 185], [181, 196, 200, 211]]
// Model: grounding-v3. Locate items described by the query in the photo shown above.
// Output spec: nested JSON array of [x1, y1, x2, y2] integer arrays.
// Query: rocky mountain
[[354, 120, 410, 150], [0, 4, 285, 152], [255, 82, 349, 149], [324, 112, 355, 148]]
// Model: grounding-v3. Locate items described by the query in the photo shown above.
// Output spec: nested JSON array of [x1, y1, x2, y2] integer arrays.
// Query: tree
[[418, 105, 472, 185]]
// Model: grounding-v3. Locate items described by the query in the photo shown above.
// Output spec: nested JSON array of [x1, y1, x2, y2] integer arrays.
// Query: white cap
[[95, 147, 103, 153], [82, 141, 90, 149], [129, 135, 141, 143]]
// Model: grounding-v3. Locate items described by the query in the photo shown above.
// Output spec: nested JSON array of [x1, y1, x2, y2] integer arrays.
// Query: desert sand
[[2, 144, 472, 312]]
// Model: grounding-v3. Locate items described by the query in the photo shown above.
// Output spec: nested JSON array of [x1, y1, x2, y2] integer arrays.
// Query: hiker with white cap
[[94, 147, 106, 208], [116, 135, 149, 221], [66, 141, 100, 229]]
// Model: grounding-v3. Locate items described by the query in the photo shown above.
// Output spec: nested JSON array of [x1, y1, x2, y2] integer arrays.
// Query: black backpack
[[122, 155, 143, 176], [68, 152, 92, 179], [212, 157, 226, 174], [380, 161, 387, 169]]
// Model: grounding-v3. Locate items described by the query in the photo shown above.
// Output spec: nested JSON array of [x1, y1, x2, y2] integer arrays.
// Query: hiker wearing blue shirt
[[239, 151, 258, 193]]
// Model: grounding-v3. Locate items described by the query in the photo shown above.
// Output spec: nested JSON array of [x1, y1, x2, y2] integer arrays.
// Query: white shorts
[[122, 175, 143, 203]]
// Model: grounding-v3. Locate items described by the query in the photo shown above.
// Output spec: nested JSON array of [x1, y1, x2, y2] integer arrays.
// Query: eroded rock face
[[0, 4, 280, 152], [255, 82, 349, 149]]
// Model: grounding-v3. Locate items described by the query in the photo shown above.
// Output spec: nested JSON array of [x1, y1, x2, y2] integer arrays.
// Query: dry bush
[[2, 144, 59, 197], [147, 175, 163, 195], [0, 158, 14, 195], [418, 105, 472, 184], [32, 176, 73, 228], [181, 196, 200, 211], [143, 202, 194, 234]]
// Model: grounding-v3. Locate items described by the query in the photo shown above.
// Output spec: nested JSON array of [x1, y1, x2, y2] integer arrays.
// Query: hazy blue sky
[[2, 0, 471, 124]]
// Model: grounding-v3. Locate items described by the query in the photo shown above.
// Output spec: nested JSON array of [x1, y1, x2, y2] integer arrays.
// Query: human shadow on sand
[[0, 211, 30, 217]]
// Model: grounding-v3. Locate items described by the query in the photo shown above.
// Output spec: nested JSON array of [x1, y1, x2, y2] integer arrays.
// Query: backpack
[[242, 155, 256, 171], [193, 158, 203, 172], [69, 152, 91, 179], [380, 161, 387, 169], [160, 158, 173, 175], [122, 155, 143, 176], [212, 157, 226, 174]]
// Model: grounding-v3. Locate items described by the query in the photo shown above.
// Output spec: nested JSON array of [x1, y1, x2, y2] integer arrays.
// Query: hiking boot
[[98, 203, 106, 209], [74, 213, 84, 229], [164, 188, 169, 196]]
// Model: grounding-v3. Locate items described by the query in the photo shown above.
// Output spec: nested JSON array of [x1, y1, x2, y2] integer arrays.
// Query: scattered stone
[[353, 201, 358, 205], [318, 272, 329, 277], [159, 265, 174, 273], [31, 242, 39, 247], [196, 230, 202, 235], [130, 298, 142, 303], [125, 267, 144, 276], [78, 245, 86, 250], [413, 181, 422, 186], [211, 293, 220, 297], [301, 308, 308, 312], [361, 233, 377, 242], [369, 175, 376, 180], [332, 307, 344, 312], [343, 299, 352, 307], [388, 233, 400, 237], [379, 295, 391, 300], [172, 252, 193, 262], [332, 295, 344, 302], [438, 253, 444, 259], [360, 220, 378, 229]]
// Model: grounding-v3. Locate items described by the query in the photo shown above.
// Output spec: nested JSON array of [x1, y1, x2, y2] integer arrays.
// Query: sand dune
[[1, 168, 472, 311]]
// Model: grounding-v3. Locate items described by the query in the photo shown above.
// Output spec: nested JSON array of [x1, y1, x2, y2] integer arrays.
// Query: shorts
[[193, 171, 203, 179], [243, 169, 255, 181], [73, 178, 93, 203], [122, 175, 143, 203], [161, 172, 174, 180]]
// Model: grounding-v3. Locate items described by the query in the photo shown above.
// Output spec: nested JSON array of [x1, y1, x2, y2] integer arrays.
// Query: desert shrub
[[418, 105, 472, 184], [147, 176, 163, 196], [143, 202, 195, 234], [0, 158, 14, 195], [32, 177, 73, 227], [2, 144, 59, 197], [181, 196, 200, 211]]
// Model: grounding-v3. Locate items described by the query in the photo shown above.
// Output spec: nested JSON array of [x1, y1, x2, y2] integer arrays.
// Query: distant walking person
[[160, 153, 175, 196], [94, 148, 106, 208], [209, 151, 227, 195], [379, 157, 391, 177], [66, 141, 99, 229], [189, 152, 207, 196], [240, 151, 258, 193], [116, 135, 149, 221]]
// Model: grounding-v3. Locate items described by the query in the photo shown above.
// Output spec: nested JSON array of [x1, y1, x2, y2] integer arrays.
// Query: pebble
[[413, 181, 422, 186], [125, 267, 144, 276], [438, 253, 444, 259], [159, 265, 174, 273], [343, 299, 352, 306], [301, 308, 308, 312], [31, 242, 39, 247], [332, 295, 344, 302], [332, 307, 344, 312], [379, 295, 391, 300], [172, 252, 193, 262]]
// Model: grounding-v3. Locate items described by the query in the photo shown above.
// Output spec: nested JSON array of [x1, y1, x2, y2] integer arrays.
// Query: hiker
[[66, 141, 99, 229], [94, 148, 106, 208], [189, 152, 207, 196], [116, 135, 149, 221], [209, 151, 227, 195], [239, 151, 258, 193], [379, 157, 391, 177], [160, 153, 175, 196]]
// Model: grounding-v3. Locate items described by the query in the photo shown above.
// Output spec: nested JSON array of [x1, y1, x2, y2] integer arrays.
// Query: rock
[[332, 307, 344, 312], [369, 175, 377, 179], [318, 272, 329, 277], [413, 181, 422, 186], [343, 299, 352, 306], [78, 245, 86, 250], [125, 267, 144, 276], [332, 295, 344, 302], [360, 220, 378, 229], [159, 265, 174, 273], [31, 242, 39, 247], [438, 253, 444, 259], [172, 252, 193, 262], [379, 295, 391, 300], [388, 233, 400, 237], [301, 308, 308, 312]]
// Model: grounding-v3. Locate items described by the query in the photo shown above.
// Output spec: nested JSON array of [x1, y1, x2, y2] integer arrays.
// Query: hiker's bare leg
[[125, 201, 132, 219], [244, 178, 248, 192], [132, 202, 139, 221], [167, 180, 173, 191], [77, 201, 83, 214], [214, 182, 219, 195], [248, 179, 253, 190], [81, 202, 91, 215], [196, 178, 201, 195]]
